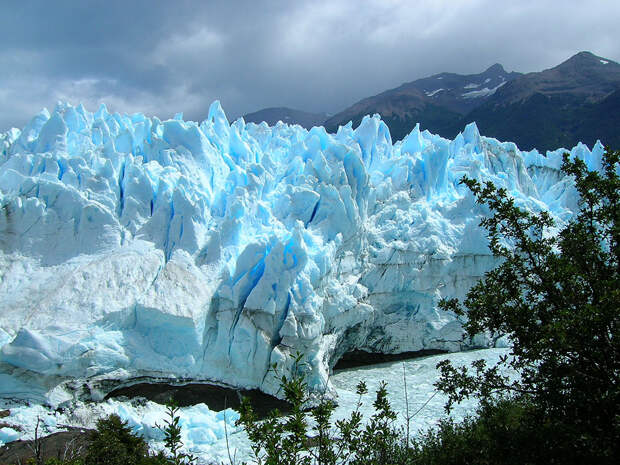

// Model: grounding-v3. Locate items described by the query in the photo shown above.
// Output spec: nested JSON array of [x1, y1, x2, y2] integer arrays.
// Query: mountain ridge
[[242, 106, 328, 129], [465, 51, 620, 150], [246, 52, 619, 151]]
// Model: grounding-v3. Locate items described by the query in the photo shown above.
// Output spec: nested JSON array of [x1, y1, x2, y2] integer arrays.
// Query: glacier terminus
[[0, 101, 604, 402]]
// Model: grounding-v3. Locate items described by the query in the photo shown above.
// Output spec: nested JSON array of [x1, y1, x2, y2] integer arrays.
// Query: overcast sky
[[1, 0, 619, 131]]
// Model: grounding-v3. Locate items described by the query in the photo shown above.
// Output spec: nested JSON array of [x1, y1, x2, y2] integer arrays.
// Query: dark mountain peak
[[325, 52, 619, 149], [555, 51, 618, 70], [571, 51, 600, 61], [324, 62, 522, 138], [242, 106, 328, 129], [572, 50, 596, 58], [258, 106, 289, 112], [484, 63, 506, 74], [493, 51, 620, 106]]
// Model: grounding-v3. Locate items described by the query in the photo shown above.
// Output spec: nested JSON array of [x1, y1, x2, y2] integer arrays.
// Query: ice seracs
[[0, 101, 604, 399]]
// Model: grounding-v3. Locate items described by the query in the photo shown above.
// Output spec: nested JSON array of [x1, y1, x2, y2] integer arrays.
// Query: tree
[[85, 414, 151, 465], [159, 400, 196, 465], [236, 352, 404, 465], [436, 147, 620, 461]]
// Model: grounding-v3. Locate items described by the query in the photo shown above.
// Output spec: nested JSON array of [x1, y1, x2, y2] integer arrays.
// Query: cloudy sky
[[1, 0, 619, 131]]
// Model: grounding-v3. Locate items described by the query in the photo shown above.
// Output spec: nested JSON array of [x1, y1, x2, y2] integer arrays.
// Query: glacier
[[0, 101, 604, 401]]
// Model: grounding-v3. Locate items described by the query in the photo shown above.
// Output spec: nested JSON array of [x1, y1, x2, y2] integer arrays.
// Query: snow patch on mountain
[[425, 88, 444, 97], [462, 80, 507, 98]]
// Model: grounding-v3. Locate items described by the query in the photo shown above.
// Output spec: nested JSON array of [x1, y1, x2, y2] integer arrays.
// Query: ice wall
[[0, 101, 603, 397]]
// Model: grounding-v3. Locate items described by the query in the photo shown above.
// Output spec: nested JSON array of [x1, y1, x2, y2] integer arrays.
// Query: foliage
[[239, 358, 581, 465], [84, 414, 161, 465], [236, 352, 407, 465], [436, 147, 620, 462], [407, 396, 576, 465], [34, 404, 197, 465], [158, 399, 196, 465], [26, 456, 83, 465]]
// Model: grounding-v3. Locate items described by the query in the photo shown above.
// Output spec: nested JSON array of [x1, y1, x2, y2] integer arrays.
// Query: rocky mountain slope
[[324, 52, 619, 150], [325, 63, 520, 141], [242, 107, 328, 129], [466, 51, 620, 150]]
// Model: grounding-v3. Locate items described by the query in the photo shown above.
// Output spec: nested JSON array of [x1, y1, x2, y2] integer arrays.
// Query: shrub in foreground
[[236, 353, 408, 465], [436, 147, 620, 463], [26, 402, 195, 465]]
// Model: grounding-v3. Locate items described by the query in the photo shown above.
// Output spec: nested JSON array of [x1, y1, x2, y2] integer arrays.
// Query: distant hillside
[[243, 107, 328, 129], [465, 52, 620, 150], [325, 51, 620, 151], [324, 63, 521, 142]]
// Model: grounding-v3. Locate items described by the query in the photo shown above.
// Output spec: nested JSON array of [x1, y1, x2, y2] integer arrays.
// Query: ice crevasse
[[0, 101, 604, 399]]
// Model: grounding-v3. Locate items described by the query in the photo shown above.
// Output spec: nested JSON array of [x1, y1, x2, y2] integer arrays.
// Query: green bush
[[436, 147, 620, 463], [158, 400, 196, 465], [409, 397, 552, 465], [37, 459, 85, 465], [84, 414, 162, 465], [236, 352, 409, 465], [23, 400, 197, 465]]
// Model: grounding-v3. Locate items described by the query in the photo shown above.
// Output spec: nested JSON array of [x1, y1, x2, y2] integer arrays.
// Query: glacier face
[[0, 101, 603, 398]]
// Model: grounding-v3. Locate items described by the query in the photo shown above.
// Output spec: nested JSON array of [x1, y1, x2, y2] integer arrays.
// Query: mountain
[[466, 51, 620, 150], [324, 63, 521, 141], [0, 101, 602, 405], [243, 106, 328, 129], [325, 52, 620, 151]]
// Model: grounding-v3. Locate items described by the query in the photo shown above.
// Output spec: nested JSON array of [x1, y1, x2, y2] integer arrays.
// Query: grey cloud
[[1, 0, 619, 131]]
